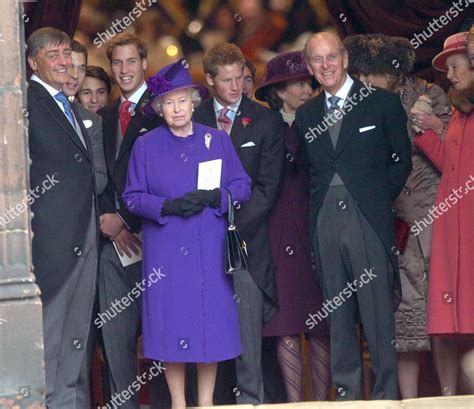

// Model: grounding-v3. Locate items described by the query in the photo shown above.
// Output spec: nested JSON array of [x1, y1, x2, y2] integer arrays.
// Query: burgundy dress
[[263, 122, 328, 336]]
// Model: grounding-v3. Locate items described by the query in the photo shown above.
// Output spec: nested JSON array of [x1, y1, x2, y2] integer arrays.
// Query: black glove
[[182, 188, 221, 208], [161, 198, 202, 217]]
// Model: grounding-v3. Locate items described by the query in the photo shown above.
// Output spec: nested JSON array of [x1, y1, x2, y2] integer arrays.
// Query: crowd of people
[[25, 19, 474, 409]]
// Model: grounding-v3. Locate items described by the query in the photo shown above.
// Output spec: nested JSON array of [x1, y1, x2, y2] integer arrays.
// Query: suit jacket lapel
[[116, 91, 151, 163], [71, 103, 93, 161], [308, 94, 335, 158], [335, 80, 371, 156], [195, 98, 217, 129], [29, 81, 89, 157], [102, 99, 120, 177], [230, 97, 252, 151]]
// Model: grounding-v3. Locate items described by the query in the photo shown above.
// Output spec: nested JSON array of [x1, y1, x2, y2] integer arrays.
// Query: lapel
[[334, 80, 371, 156], [229, 96, 253, 151], [116, 91, 151, 164], [29, 81, 90, 158], [102, 99, 120, 177], [195, 98, 218, 129], [307, 93, 335, 158], [71, 103, 93, 161]]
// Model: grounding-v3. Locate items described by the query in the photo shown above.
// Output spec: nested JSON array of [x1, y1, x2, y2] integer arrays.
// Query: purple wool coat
[[263, 123, 328, 336], [123, 121, 251, 362]]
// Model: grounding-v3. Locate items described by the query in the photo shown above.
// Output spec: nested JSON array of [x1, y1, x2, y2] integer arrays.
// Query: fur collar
[[448, 82, 474, 114]]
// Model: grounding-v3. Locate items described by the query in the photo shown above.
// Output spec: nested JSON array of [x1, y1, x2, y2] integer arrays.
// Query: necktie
[[119, 100, 133, 137], [55, 92, 76, 128], [218, 107, 232, 133], [328, 95, 342, 114]]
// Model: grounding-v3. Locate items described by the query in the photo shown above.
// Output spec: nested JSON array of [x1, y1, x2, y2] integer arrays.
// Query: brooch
[[205, 133, 212, 150]]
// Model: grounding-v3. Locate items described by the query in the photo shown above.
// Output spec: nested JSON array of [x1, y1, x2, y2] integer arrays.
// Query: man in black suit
[[96, 32, 161, 409], [194, 43, 284, 404], [295, 32, 412, 400], [27, 27, 98, 408]]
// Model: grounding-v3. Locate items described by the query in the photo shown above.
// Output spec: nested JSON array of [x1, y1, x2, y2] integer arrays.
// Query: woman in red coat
[[412, 32, 474, 395], [255, 51, 330, 402]]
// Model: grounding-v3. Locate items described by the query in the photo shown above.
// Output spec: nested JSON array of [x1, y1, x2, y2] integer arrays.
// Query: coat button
[[451, 165, 455, 171], [73, 246, 82, 256], [454, 140, 458, 146], [333, 162, 340, 170]]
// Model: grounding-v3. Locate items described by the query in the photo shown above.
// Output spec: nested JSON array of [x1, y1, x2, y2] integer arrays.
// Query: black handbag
[[225, 191, 248, 274]]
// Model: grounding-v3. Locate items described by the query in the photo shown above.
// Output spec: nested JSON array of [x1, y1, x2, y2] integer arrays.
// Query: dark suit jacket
[[295, 79, 412, 307], [98, 91, 162, 233], [74, 102, 108, 195], [28, 80, 97, 302], [194, 96, 285, 321]]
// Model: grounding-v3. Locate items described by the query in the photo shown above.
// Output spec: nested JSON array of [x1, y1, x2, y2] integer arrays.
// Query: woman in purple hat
[[413, 32, 474, 395], [123, 59, 251, 408], [254, 51, 331, 402]]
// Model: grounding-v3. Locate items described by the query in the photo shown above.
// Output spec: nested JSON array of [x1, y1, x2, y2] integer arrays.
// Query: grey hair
[[151, 87, 201, 115], [303, 31, 346, 62], [27, 27, 71, 58]]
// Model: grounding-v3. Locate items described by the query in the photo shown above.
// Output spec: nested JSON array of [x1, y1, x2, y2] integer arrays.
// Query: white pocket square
[[359, 125, 376, 133], [139, 128, 148, 133], [241, 141, 256, 147], [82, 119, 93, 129]]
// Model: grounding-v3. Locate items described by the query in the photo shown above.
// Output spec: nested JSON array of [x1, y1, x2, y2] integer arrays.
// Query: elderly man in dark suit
[[194, 43, 284, 404], [27, 27, 98, 408], [97, 32, 162, 409], [295, 32, 412, 400]]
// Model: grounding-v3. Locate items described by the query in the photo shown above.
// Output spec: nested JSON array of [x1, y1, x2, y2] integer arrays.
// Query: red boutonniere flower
[[241, 117, 251, 128]]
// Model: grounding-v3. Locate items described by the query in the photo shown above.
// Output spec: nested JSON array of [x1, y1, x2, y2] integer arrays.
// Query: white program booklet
[[112, 232, 142, 267], [197, 159, 222, 190]]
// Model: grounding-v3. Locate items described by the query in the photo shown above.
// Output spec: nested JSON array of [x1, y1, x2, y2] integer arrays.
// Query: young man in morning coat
[[194, 43, 285, 404]]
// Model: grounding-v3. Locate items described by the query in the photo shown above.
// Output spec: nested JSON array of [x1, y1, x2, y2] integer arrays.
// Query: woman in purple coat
[[123, 59, 251, 408], [254, 51, 330, 402]]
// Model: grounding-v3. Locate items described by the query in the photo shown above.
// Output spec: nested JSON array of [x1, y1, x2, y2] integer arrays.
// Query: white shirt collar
[[30, 74, 62, 97], [121, 81, 147, 105], [213, 96, 242, 115], [324, 75, 354, 107]]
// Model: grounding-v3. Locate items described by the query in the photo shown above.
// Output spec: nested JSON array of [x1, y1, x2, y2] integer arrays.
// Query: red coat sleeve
[[414, 129, 445, 172]]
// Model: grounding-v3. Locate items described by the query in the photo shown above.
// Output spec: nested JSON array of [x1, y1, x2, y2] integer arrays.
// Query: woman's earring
[[159, 112, 163, 117], [192, 105, 195, 113]]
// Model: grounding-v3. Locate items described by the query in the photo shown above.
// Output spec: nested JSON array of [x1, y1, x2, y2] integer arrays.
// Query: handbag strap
[[227, 190, 235, 229]]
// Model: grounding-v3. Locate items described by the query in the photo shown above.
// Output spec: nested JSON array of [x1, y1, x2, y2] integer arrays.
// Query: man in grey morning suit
[[60, 39, 108, 408], [295, 32, 412, 400], [27, 27, 98, 408]]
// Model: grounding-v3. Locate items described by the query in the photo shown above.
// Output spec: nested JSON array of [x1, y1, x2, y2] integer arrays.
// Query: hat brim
[[143, 84, 209, 115], [254, 73, 317, 102], [432, 46, 468, 72]]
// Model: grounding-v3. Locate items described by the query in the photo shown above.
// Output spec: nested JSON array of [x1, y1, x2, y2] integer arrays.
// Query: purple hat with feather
[[144, 59, 208, 113], [255, 51, 317, 102]]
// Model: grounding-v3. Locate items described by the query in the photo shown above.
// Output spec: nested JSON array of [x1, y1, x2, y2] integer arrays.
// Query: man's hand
[[100, 213, 124, 238], [112, 228, 141, 258]]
